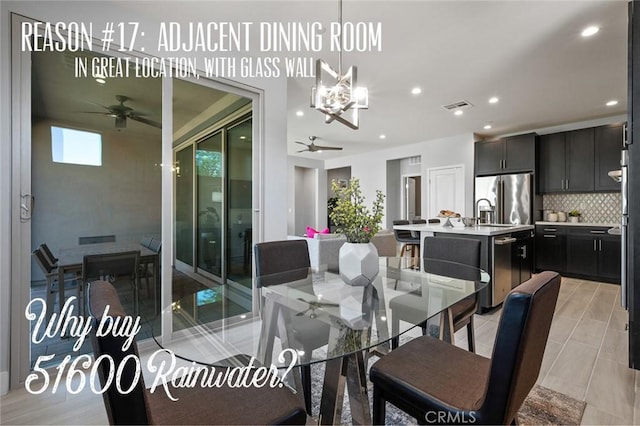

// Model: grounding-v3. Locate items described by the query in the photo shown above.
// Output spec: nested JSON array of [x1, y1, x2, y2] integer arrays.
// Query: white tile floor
[[1, 276, 638, 425]]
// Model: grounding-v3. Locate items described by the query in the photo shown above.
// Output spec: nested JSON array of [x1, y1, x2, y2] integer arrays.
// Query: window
[[51, 126, 102, 166]]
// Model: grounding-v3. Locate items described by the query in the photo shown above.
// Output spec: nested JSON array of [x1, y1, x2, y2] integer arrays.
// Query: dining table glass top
[[149, 257, 489, 370]]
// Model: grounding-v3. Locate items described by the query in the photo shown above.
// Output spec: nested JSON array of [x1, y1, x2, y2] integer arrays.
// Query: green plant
[[329, 178, 385, 243], [568, 209, 581, 217]]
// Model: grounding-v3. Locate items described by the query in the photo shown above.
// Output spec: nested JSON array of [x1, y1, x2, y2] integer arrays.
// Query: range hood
[[608, 169, 622, 182]]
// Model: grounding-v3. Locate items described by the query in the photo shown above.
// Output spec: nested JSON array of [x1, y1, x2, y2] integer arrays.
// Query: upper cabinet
[[565, 128, 595, 192], [538, 124, 623, 194], [475, 133, 536, 176], [594, 124, 624, 191]]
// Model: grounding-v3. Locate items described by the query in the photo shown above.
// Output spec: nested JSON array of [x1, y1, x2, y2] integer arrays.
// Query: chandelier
[[310, 0, 368, 130]]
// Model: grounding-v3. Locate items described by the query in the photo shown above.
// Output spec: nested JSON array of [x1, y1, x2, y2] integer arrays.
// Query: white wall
[[0, 1, 290, 392], [287, 156, 326, 234], [31, 119, 162, 281], [324, 133, 477, 225]]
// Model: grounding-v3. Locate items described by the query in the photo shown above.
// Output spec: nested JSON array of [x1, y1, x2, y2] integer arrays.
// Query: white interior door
[[427, 165, 465, 218], [404, 176, 416, 219]]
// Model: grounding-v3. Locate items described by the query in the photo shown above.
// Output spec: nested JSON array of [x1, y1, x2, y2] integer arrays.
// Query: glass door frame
[[9, 10, 264, 382]]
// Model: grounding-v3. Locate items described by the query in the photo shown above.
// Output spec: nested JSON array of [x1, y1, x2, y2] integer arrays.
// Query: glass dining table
[[150, 257, 489, 425]]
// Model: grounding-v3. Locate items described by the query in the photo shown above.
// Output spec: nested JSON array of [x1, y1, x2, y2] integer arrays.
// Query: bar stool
[[392, 220, 420, 258]]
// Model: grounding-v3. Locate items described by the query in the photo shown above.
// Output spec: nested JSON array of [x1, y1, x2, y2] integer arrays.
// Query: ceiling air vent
[[442, 100, 473, 111]]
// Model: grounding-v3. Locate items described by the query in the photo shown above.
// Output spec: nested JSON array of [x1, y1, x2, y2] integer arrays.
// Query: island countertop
[[393, 223, 534, 236]]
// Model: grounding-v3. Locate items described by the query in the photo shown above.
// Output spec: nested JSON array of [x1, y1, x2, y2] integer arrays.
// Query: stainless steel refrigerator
[[474, 173, 533, 225]]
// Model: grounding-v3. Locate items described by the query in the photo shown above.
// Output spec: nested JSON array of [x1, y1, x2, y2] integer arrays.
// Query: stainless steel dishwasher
[[492, 234, 515, 306], [491, 231, 533, 306]]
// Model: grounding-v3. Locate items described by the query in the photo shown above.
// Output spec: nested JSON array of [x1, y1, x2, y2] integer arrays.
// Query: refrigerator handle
[[499, 179, 505, 223], [622, 222, 628, 309]]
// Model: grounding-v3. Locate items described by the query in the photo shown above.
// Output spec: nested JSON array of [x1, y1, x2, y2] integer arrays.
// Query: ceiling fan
[[295, 136, 343, 153], [82, 95, 161, 129]]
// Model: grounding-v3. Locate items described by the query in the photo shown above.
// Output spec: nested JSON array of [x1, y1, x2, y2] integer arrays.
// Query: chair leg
[[300, 364, 312, 415], [45, 276, 55, 322], [372, 386, 386, 425], [467, 316, 476, 353]]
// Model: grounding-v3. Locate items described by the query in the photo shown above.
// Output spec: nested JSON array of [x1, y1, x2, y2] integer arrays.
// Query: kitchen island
[[394, 222, 534, 311]]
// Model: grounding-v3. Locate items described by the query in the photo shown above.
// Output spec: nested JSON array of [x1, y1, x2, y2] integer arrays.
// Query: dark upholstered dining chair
[[32, 247, 80, 320], [254, 240, 330, 416], [82, 250, 140, 316], [390, 236, 481, 351], [87, 281, 307, 425], [370, 271, 561, 425]]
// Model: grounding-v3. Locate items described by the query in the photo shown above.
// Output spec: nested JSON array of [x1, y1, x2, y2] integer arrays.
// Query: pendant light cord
[[338, 0, 343, 76]]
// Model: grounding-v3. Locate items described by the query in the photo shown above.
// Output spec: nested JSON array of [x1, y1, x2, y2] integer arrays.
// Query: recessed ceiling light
[[95, 78, 106, 84], [296, 110, 304, 117], [239, 136, 247, 140], [489, 97, 499, 104], [317, 150, 323, 153], [411, 87, 422, 95], [484, 124, 492, 130], [454, 110, 463, 116], [379, 134, 386, 139], [581, 25, 600, 37], [606, 100, 618, 107]]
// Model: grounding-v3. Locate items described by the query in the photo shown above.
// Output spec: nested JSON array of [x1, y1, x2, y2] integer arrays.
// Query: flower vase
[[338, 242, 379, 286]]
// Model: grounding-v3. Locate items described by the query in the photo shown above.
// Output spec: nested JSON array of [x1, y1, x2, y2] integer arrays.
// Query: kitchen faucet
[[476, 198, 494, 224]]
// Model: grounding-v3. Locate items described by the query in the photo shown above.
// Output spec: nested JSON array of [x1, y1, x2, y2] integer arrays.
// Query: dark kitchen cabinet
[[566, 227, 621, 283], [595, 124, 624, 192], [475, 133, 536, 176], [475, 140, 504, 175], [535, 225, 620, 283], [539, 133, 566, 193], [599, 235, 622, 281], [565, 128, 595, 192], [535, 225, 566, 273], [566, 233, 599, 277], [538, 128, 595, 193]]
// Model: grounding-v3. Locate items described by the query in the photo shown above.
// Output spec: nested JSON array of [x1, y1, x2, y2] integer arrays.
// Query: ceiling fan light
[[115, 115, 126, 128]]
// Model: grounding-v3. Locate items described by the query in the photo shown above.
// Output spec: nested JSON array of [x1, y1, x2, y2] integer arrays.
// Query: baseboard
[[0, 370, 8, 395]]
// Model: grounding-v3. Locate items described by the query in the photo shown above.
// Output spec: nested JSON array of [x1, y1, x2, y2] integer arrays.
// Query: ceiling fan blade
[[315, 145, 343, 151], [78, 111, 112, 115], [128, 115, 161, 128], [295, 141, 308, 146], [296, 149, 309, 153]]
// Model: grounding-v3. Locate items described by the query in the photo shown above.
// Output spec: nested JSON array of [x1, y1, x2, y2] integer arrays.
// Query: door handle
[[20, 194, 35, 222], [561, 179, 564, 190], [590, 230, 606, 234], [495, 237, 516, 245], [543, 228, 557, 232], [593, 239, 597, 251], [599, 239, 602, 251], [543, 235, 557, 238], [566, 179, 569, 189]]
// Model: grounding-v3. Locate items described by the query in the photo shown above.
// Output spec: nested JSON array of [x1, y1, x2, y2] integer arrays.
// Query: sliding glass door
[[173, 103, 252, 327]]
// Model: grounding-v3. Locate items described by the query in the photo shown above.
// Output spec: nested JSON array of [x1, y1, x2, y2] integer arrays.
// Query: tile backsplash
[[542, 193, 621, 224]]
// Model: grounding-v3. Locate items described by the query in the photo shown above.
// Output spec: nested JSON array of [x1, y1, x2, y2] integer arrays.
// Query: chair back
[[481, 271, 561, 424], [254, 240, 311, 287], [148, 238, 162, 253], [140, 236, 152, 249], [33, 248, 55, 275], [423, 236, 481, 268], [87, 281, 150, 425], [82, 251, 140, 284], [410, 219, 426, 225], [392, 219, 416, 243], [39, 243, 58, 264]]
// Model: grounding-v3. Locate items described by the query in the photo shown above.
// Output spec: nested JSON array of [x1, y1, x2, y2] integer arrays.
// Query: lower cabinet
[[536, 225, 621, 283], [535, 226, 566, 273]]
